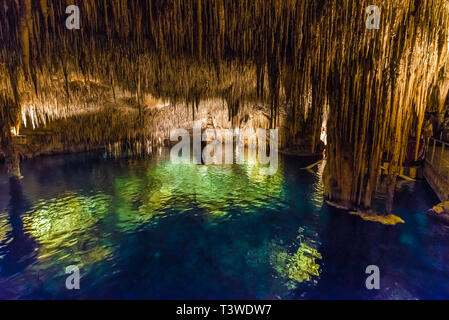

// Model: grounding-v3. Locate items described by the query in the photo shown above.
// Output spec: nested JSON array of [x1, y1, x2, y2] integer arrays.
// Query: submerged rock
[[349, 210, 405, 226], [325, 200, 405, 225], [427, 202, 449, 224]]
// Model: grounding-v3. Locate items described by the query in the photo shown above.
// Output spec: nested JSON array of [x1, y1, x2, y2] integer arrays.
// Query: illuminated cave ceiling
[[1, 0, 449, 211]]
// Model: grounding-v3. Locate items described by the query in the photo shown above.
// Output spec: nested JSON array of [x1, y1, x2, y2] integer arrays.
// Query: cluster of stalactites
[[0, 0, 325, 137], [0, 0, 448, 210], [322, 0, 449, 211]]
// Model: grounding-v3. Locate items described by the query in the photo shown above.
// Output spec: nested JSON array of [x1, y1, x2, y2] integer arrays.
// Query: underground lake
[[0, 150, 447, 300]]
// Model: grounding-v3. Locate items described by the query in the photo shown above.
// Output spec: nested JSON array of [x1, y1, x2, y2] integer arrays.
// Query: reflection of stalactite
[[0, 177, 36, 277]]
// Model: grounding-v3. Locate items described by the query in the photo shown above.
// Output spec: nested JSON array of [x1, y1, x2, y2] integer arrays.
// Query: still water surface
[[0, 151, 447, 299]]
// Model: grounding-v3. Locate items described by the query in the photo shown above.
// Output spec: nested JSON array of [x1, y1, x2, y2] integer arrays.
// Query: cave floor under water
[[0, 151, 447, 300]]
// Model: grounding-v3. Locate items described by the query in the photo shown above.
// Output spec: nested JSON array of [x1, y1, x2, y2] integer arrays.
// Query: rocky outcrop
[[427, 202, 449, 224]]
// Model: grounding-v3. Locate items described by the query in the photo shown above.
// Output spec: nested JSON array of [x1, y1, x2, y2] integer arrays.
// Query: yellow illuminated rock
[[349, 210, 405, 226], [431, 202, 449, 215]]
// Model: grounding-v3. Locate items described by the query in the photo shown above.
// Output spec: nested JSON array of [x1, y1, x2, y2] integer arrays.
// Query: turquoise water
[[0, 151, 447, 299]]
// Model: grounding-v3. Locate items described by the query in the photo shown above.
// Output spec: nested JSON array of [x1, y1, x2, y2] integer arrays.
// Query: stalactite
[[0, 0, 448, 213], [323, 0, 449, 213]]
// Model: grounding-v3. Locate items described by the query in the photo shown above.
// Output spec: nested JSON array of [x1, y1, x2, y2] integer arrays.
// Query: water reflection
[[269, 230, 322, 290], [0, 151, 447, 299], [111, 153, 286, 222], [0, 178, 38, 298]]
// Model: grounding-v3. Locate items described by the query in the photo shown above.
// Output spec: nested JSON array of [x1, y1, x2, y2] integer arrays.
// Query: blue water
[[0, 151, 447, 299]]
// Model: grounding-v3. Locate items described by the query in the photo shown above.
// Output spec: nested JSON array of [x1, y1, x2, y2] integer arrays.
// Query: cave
[[1, 0, 449, 301]]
